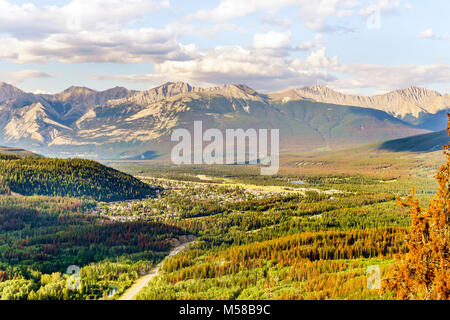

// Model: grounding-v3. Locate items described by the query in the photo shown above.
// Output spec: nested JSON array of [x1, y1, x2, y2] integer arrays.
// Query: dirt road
[[119, 240, 194, 300]]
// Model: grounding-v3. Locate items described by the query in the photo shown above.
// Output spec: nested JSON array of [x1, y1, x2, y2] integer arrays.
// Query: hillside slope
[[273, 100, 428, 149], [0, 157, 156, 201], [0, 145, 39, 157], [378, 130, 449, 152]]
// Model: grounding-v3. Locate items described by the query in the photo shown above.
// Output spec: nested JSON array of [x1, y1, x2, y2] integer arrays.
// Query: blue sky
[[0, 0, 449, 95]]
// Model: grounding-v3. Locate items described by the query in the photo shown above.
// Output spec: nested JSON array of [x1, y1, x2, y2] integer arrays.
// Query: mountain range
[[0, 81, 448, 160], [270, 85, 450, 130]]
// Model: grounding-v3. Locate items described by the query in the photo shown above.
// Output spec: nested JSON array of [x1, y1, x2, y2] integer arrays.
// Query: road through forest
[[119, 240, 194, 300]]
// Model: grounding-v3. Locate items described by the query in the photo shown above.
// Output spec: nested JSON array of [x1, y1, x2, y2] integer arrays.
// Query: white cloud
[[33, 89, 52, 94], [90, 72, 192, 87], [0, 29, 198, 64], [261, 16, 292, 28], [297, 0, 359, 33], [298, 41, 314, 51], [2, 0, 444, 95], [0, 0, 169, 38], [297, 34, 328, 52], [305, 47, 339, 68], [0, 0, 187, 64], [91, 39, 339, 91], [417, 28, 450, 41], [186, 0, 299, 22], [417, 28, 434, 39], [91, 39, 450, 94], [359, 0, 402, 18], [0, 69, 54, 84], [188, 0, 411, 33], [332, 63, 450, 91], [252, 31, 292, 53], [187, 0, 361, 33], [166, 22, 245, 39]]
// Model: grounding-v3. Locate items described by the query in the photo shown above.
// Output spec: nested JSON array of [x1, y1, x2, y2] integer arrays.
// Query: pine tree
[[383, 114, 450, 300]]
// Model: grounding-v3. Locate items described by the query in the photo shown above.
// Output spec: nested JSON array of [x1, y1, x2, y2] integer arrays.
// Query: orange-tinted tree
[[383, 114, 450, 300]]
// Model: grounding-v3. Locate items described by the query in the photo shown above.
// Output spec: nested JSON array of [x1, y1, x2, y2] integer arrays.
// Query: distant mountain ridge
[[0, 81, 437, 159], [270, 85, 450, 130], [0, 145, 39, 157], [110, 81, 201, 107]]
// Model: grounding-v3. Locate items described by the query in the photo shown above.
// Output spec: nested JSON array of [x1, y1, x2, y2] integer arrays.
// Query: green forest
[[0, 148, 448, 300], [0, 157, 157, 201], [0, 195, 188, 300]]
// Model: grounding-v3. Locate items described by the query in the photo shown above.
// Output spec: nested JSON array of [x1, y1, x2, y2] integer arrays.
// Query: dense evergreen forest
[[134, 183, 412, 300], [0, 157, 156, 201], [0, 195, 188, 300], [0, 147, 447, 300]]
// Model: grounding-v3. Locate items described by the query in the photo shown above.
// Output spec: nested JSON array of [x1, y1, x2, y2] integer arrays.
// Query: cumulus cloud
[[0, 69, 54, 84], [91, 37, 339, 91], [2, 0, 445, 95], [251, 31, 295, 57], [0, 0, 170, 39], [417, 28, 434, 39], [297, 0, 359, 33], [305, 47, 339, 68], [91, 41, 450, 94], [0, 29, 198, 64], [0, 0, 191, 64]]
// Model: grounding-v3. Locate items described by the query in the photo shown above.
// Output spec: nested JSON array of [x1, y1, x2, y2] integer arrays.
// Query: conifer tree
[[383, 114, 450, 300]]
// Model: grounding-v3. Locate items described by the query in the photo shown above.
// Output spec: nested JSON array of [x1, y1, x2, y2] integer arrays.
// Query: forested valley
[[0, 148, 448, 300]]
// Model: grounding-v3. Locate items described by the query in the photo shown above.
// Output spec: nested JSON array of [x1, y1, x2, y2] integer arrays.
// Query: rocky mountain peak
[[231, 84, 258, 95], [205, 84, 263, 100], [395, 86, 440, 96], [112, 81, 200, 107], [0, 82, 25, 103], [0, 80, 437, 158], [301, 85, 336, 93], [154, 81, 196, 96], [393, 86, 442, 102], [59, 86, 96, 98]]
